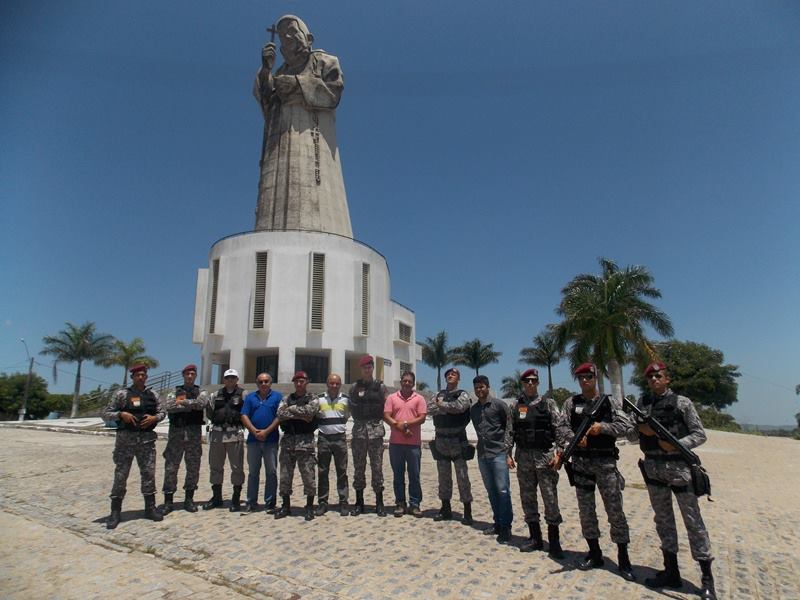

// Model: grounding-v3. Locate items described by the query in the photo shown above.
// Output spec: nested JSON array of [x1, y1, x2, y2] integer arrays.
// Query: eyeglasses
[[257, 380, 270, 384], [647, 373, 665, 380], [577, 374, 595, 381], [522, 378, 538, 383]]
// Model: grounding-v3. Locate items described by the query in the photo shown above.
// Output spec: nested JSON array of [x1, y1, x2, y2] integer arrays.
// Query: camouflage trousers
[[351, 436, 384, 493], [643, 458, 713, 561], [317, 433, 349, 503], [279, 435, 316, 497], [110, 431, 157, 499], [162, 426, 203, 493], [516, 449, 562, 525], [572, 456, 629, 543], [434, 436, 472, 503], [208, 440, 245, 487]]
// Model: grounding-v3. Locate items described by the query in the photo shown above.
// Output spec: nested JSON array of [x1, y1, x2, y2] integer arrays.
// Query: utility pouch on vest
[[690, 464, 712, 498]]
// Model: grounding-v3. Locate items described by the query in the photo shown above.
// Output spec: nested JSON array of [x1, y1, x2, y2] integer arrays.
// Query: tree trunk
[[71, 360, 82, 418], [607, 358, 625, 404], [436, 367, 442, 391], [547, 363, 554, 395]]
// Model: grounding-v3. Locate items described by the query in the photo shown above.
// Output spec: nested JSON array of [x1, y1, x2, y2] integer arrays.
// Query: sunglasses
[[522, 378, 538, 383], [648, 373, 665, 380], [577, 374, 595, 381]]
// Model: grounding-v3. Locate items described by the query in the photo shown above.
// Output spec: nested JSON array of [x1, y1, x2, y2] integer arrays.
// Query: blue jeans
[[246, 442, 278, 505], [389, 443, 422, 507], [478, 454, 513, 528]]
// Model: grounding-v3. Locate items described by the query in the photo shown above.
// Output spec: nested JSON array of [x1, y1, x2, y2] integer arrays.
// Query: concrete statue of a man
[[253, 15, 353, 238]]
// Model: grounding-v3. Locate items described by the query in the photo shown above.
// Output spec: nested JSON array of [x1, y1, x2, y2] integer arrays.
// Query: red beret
[[444, 367, 460, 378], [520, 368, 539, 380], [129, 364, 148, 374], [574, 363, 597, 376], [644, 362, 667, 377], [182, 364, 197, 373], [292, 371, 308, 381], [358, 355, 374, 367]]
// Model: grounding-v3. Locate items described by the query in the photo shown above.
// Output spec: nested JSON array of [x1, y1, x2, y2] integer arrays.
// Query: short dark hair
[[473, 375, 490, 387], [400, 370, 416, 383]]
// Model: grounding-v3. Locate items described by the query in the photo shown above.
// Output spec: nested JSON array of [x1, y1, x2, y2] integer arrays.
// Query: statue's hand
[[262, 42, 277, 70], [274, 75, 298, 97]]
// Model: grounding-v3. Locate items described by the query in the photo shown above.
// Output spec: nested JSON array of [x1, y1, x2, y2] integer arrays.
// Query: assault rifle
[[555, 394, 611, 485]]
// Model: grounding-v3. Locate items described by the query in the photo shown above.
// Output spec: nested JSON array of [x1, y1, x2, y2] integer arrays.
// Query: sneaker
[[394, 502, 407, 518], [408, 505, 423, 518]]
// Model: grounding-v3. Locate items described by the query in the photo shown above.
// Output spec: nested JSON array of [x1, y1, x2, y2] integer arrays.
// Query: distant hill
[[740, 423, 797, 432]]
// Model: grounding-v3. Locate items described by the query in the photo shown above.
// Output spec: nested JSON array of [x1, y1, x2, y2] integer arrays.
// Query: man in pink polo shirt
[[383, 371, 427, 517]]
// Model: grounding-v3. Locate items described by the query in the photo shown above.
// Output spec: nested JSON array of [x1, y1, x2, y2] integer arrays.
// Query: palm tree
[[99, 337, 160, 387], [420, 330, 452, 391], [500, 370, 523, 399], [451, 338, 502, 376], [518, 324, 563, 395], [556, 258, 673, 402], [41, 321, 115, 418]]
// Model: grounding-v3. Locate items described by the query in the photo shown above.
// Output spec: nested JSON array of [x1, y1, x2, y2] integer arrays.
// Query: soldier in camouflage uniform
[[161, 364, 208, 514], [559, 363, 635, 581], [507, 368, 570, 557], [348, 355, 388, 516], [629, 362, 716, 600], [275, 371, 320, 521], [428, 367, 473, 524], [103, 364, 165, 529]]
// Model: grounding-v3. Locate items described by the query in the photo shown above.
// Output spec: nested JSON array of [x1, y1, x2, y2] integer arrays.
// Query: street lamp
[[19, 338, 34, 422]]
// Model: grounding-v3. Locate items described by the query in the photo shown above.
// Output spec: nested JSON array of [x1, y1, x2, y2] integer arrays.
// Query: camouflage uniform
[[563, 394, 633, 543], [277, 392, 319, 496], [103, 386, 165, 499], [162, 384, 208, 494], [508, 394, 570, 526], [206, 386, 245, 487], [349, 380, 387, 493], [628, 390, 713, 561], [428, 388, 473, 503]]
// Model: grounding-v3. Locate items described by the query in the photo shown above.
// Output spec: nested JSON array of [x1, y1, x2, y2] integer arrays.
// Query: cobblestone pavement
[[0, 427, 798, 599]]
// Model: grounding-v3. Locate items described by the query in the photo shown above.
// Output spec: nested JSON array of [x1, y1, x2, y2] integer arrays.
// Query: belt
[[319, 432, 346, 439]]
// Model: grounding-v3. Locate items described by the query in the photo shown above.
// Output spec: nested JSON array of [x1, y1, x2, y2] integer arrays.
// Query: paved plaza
[[0, 425, 798, 599]]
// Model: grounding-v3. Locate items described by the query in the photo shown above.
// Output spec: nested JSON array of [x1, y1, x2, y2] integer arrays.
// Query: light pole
[[19, 338, 34, 422]]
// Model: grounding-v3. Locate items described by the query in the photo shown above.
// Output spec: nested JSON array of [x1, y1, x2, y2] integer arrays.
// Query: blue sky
[[2, 1, 798, 425]]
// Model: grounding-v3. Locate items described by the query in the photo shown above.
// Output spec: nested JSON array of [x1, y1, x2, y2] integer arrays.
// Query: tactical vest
[[350, 380, 385, 421], [639, 392, 690, 453], [211, 387, 244, 426], [279, 393, 318, 435], [512, 397, 554, 450], [432, 389, 471, 430], [122, 387, 159, 431], [569, 395, 616, 452], [168, 384, 204, 427]]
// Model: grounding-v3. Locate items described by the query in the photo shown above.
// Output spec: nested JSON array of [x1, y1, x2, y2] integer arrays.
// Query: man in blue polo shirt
[[240, 372, 282, 513]]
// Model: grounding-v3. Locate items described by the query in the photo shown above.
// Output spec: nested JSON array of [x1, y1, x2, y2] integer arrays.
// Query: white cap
[[223, 369, 239, 379]]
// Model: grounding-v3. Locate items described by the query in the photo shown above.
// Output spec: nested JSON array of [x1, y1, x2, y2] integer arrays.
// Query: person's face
[[647, 370, 670, 395], [132, 371, 148, 387], [445, 370, 460, 387], [326, 375, 341, 397], [577, 372, 597, 395], [361, 363, 374, 380], [279, 20, 310, 59], [183, 370, 197, 386], [522, 376, 539, 395], [257, 374, 272, 393], [293, 376, 308, 394], [400, 375, 415, 395], [474, 382, 489, 401], [223, 375, 238, 389]]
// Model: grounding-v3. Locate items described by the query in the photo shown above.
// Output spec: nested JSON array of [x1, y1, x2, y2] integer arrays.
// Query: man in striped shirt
[[315, 373, 351, 516]]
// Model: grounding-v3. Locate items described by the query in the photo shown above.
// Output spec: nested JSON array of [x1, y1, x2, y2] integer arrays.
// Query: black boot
[[305, 495, 315, 521], [315, 501, 329, 516], [184, 489, 197, 513], [339, 500, 349, 516], [228, 485, 242, 512], [433, 500, 452, 521], [699, 560, 717, 600], [461, 502, 473, 525], [144, 494, 163, 522], [617, 543, 635, 581], [645, 550, 682, 589], [203, 484, 223, 510], [274, 495, 291, 519], [162, 492, 174, 515], [579, 538, 604, 569], [265, 499, 277, 514], [106, 497, 122, 530], [351, 490, 364, 516], [520, 522, 544, 552], [496, 526, 512, 545], [375, 491, 386, 517], [547, 524, 564, 559]]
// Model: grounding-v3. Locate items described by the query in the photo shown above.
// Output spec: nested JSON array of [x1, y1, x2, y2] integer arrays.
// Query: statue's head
[[276, 15, 313, 65]]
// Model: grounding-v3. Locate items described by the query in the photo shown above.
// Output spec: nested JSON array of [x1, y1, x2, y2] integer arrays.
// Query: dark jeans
[[478, 453, 513, 528], [246, 441, 278, 505], [389, 443, 422, 507]]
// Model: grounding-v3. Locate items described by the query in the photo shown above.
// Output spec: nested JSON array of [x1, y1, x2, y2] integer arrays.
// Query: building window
[[361, 263, 370, 336], [209, 259, 220, 334], [253, 252, 268, 329], [400, 361, 412, 374], [255, 354, 278, 381], [295, 353, 329, 384], [398, 322, 412, 343], [310, 253, 325, 331]]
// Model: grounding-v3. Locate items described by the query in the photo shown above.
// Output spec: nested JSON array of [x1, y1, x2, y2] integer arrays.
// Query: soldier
[[203, 369, 245, 511], [557, 363, 635, 580], [428, 367, 473, 524], [275, 371, 319, 520], [508, 368, 569, 557], [315, 373, 350, 517], [161, 364, 208, 514], [103, 364, 165, 529], [630, 362, 716, 599], [348, 355, 388, 517]]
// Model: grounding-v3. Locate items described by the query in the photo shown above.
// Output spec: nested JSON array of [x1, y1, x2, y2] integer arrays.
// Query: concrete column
[[330, 347, 345, 380], [278, 347, 296, 385], [199, 355, 211, 387]]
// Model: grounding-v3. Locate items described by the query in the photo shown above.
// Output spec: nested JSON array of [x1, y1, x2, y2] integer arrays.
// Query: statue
[[253, 15, 353, 238]]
